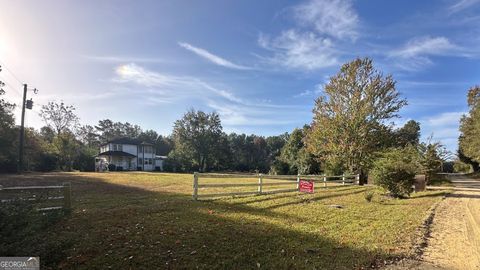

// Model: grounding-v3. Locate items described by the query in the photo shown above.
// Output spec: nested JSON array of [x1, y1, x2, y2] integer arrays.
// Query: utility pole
[[18, 84, 27, 173]]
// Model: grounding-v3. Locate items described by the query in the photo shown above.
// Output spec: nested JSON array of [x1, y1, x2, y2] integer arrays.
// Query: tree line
[[1, 58, 472, 194]]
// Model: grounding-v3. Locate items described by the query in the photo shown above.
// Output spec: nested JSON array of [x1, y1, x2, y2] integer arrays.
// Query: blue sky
[[0, 0, 479, 152]]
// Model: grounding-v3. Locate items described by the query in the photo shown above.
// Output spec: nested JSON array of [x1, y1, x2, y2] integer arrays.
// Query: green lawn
[[0, 172, 446, 269]]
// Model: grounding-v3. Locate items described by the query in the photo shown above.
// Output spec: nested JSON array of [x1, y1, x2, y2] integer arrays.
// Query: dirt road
[[386, 174, 480, 270]]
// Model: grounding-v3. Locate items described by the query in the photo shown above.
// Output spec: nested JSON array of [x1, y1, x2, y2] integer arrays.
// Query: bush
[[364, 190, 374, 202], [36, 152, 58, 172], [371, 148, 417, 198], [108, 164, 116, 171]]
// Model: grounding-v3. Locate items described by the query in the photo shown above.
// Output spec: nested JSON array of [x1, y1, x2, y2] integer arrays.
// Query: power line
[[2, 80, 23, 98], [0, 60, 23, 85]]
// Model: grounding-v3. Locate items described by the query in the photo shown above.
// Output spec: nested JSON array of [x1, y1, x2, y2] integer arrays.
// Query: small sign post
[[299, 179, 314, 193]]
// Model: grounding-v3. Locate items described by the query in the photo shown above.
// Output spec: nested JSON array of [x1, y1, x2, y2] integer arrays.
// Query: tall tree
[[39, 101, 79, 134], [76, 125, 100, 147], [306, 58, 407, 182], [277, 127, 319, 175], [395, 120, 421, 147], [95, 119, 143, 143], [459, 86, 480, 171], [171, 110, 223, 172]]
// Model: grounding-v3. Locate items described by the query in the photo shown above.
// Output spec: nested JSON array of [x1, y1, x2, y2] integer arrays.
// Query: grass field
[[0, 172, 446, 269]]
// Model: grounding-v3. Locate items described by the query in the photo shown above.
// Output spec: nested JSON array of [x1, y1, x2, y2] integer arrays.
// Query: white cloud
[[206, 100, 300, 126], [389, 36, 458, 71], [256, 0, 359, 71], [178, 42, 251, 70], [390, 36, 456, 58], [419, 111, 466, 152], [115, 63, 180, 87], [449, 0, 480, 13], [293, 0, 359, 40], [425, 111, 465, 126], [258, 29, 338, 70], [113, 63, 308, 126], [294, 83, 324, 98], [114, 63, 242, 104]]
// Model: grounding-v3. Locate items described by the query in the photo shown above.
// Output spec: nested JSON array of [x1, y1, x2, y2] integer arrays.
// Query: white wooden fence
[[0, 182, 72, 211], [192, 173, 359, 200]]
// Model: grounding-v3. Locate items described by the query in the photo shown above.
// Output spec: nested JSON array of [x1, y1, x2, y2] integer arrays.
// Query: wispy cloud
[[113, 63, 307, 126], [425, 111, 465, 127], [178, 42, 252, 70], [258, 30, 338, 70], [257, 0, 359, 71], [115, 63, 182, 87], [390, 36, 456, 58], [419, 111, 466, 152], [389, 36, 458, 70], [449, 0, 480, 14], [114, 63, 241, 103], [293, 0, 359, 40], [294, 83, 324, 98]]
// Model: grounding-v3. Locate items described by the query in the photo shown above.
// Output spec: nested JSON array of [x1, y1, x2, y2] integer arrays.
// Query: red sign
[[299, 179, 314, 193]]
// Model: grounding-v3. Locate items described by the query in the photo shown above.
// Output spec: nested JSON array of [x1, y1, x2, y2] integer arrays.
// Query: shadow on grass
[[0, 173, 394, 269], [447, 192, 480, 199], [410, 191, 449, 199]]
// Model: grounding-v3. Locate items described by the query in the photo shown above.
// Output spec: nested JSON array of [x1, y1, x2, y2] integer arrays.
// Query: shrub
[[108, 164, 116, 171], [371, 148, 417, 198], [364, 190, 374, 202]]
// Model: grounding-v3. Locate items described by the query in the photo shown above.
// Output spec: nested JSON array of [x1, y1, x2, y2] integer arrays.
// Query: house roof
[[102, 137, 154, 146], [97, 150, 136, 157]]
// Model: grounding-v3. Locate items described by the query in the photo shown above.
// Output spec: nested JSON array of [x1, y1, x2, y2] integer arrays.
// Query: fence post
[[323, 176, 327, 188], [296, 174, 300, 190], [355, 174, 360, 185], [63, 182, 71, 210], [193, 172, 199, 201], [258, 174, 263, 194], [342, 173, 345, 186]]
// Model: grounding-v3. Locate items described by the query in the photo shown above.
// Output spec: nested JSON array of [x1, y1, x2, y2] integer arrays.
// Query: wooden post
[[323, 176, 327, 188], [63, 182, 71, 209], [193, 172, 199, 201], [296, 174, 300, 190], [258, 174, 263, 194], [342, 173, 345, 186], [355, 174, 360, 185]]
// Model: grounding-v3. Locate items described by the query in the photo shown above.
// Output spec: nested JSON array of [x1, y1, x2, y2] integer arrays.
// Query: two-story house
[[96, 137, 164, 171]]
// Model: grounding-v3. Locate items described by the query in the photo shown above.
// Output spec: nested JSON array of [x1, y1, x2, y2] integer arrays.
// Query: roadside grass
[[428, 174, 453, 186], [0, 172, 446, 269]]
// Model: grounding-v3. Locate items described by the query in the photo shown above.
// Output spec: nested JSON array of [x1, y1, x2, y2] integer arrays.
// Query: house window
[[143, 158, 152, 165], [139, 158, 143, 165], [113, 144, 123, 151]]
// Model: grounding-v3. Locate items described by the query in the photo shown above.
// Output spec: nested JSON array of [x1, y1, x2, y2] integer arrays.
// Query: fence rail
[[0, 182, 71, 211], [193, 173, 359, 200]]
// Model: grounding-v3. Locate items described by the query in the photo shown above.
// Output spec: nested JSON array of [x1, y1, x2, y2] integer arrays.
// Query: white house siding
[[138, 150, 155, 171], [122, 144, 137, 156]]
